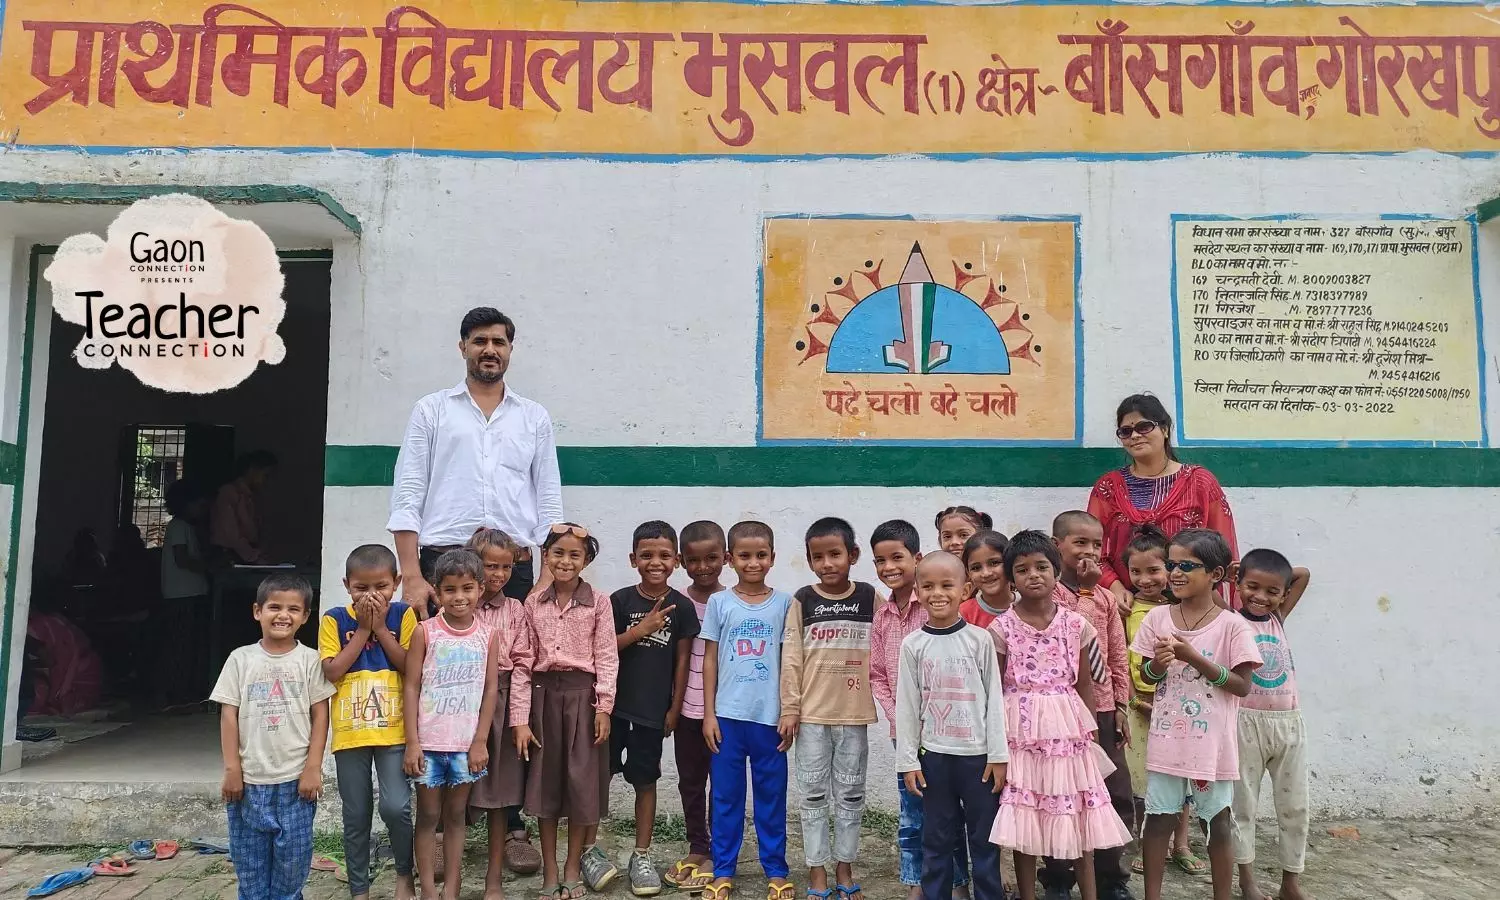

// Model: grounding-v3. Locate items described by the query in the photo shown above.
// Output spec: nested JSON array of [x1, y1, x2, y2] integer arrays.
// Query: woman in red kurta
[[1088, 394, 1239, 614]]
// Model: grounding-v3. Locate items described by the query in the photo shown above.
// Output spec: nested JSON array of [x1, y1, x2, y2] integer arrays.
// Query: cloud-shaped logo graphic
[[43, 194, 286, 394]]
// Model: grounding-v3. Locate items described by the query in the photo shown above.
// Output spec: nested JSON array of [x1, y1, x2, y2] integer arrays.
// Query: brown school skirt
[[470, 671, 525, 810], [523, 670, 610, 824]]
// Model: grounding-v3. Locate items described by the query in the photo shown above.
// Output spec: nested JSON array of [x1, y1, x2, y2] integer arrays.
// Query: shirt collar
[[538, 579, 594, 608], [881, 593, 920, 621], [448, 380, 523, 408]]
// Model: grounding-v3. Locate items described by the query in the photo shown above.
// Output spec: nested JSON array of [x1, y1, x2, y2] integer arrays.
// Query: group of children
[[211, 507, 1312, 900]]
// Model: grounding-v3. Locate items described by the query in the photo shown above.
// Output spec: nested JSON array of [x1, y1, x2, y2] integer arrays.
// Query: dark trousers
[[152, 595, 211, 706], [675, 717, 713, 857], [920, 752, 1003, 900], [1038, 710, 1133, 892], [335, 746, 414, 895], [418, 544, 531, 837]]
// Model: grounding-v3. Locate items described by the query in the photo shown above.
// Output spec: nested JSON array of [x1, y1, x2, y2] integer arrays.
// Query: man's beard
[[468, 357, 505, 383]]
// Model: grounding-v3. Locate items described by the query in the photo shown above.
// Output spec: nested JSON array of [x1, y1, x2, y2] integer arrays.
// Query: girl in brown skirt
[[468, 528, 536, 900], [512, 524, 621, 900]]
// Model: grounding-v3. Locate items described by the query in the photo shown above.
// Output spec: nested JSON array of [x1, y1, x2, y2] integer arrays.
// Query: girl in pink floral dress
[[987, 531, 1131, 900]]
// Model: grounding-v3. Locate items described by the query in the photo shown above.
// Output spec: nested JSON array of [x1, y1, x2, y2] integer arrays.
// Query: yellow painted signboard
[[4, 1, 1500, 155], [1173, 217, 1485, 446], [760, 217, 1078, 443]]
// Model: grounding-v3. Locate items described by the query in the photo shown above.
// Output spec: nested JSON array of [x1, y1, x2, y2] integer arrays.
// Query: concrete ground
[[1, 816, 1495, 900]]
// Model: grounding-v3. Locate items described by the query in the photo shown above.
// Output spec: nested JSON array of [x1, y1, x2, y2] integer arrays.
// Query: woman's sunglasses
[[1164, 560, 1207, 572], [549, 523, 591, 539], [1115, 421, 1161, 441]]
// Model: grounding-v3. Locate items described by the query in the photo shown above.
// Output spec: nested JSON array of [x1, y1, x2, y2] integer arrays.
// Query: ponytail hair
[[934, 505, 993, 532], [1122, 522, 1169, 571]]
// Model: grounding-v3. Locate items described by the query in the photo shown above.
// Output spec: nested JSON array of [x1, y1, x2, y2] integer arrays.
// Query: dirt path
[[2, 817, 1496, 900]]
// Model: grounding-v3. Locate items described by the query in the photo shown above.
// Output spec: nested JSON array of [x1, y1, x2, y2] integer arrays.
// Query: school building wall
[[2, 0, 1500, 818]]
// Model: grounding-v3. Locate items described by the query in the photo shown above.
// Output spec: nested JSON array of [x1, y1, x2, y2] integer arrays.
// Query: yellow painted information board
[[760, 217, 1078, 443], [4, 1, 1500, 155], [1173, 217, 1484, 446]]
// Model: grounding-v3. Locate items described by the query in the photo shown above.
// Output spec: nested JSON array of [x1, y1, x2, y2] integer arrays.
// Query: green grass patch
[[312, 829, 344, 860], [861, 808, 900, 840], [604, 813, 688, 843]]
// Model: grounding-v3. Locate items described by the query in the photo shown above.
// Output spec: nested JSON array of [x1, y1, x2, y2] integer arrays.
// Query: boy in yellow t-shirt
[[319, 544, 419, 900]]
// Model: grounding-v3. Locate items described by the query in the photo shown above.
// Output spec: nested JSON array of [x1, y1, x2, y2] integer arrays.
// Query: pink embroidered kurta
[[510, 580, 619, 725]]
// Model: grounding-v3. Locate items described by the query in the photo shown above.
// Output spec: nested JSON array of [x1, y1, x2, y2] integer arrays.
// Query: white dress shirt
[[387, 381, 564, 549]]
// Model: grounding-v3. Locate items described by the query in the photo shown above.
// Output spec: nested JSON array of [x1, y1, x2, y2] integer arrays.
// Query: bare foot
[[906, 885, 922, 900], [952, 886, 972, 900], [396, 875, 417, 900], [1277, 873, 1309, 900], [1238, 865, 1269, 900], [485, 888, 506, 900]]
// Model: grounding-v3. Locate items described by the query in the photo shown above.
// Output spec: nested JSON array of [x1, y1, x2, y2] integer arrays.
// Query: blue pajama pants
[[227, 780, 317, 900], [710, 718, 789, 879]]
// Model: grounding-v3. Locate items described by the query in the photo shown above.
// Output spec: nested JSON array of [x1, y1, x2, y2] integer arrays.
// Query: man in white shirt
[[388, 307, 564, 615], [387, 307, 560, 876]]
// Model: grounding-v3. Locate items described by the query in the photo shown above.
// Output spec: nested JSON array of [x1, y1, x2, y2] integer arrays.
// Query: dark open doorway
[[17, 255, 331, 763]]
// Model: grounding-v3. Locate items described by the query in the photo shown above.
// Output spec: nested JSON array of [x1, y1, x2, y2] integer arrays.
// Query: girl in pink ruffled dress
[[987, 531, 1131, 900]]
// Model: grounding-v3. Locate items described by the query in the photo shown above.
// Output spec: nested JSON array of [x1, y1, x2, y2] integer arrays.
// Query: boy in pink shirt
[[1131, 530, 1261, 900], [1230, 549, 1312, 900]]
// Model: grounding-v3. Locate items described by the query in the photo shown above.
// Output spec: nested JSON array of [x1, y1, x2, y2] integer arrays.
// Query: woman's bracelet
[[1141, 659, 1165, 682], [1209, 664, 1230, 687]]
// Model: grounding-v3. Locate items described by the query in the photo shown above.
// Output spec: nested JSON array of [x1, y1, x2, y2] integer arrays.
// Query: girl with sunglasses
[[1129, 529, 1261, 900], [512, 523, 621, 900], [1087, 394, 1240, 616]]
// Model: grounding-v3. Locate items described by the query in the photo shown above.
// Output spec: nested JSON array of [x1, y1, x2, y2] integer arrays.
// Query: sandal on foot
[[1130, 856, 1145, 875], [538, 885, 563, 900], [835, 884, 862, 900], [768, 882, 796, 900], [703, 880, 734, 900], [663, 861, 700, 888], [27, 869, 94, 898], [679, 867, 715, 893], [807, 889, 833, 900], [562, 881, 587, 900], [1171, 848, 1207, 875]]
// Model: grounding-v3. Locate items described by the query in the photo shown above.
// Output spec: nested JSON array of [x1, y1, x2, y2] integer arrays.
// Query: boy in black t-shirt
[[611, 520, 702, 896]]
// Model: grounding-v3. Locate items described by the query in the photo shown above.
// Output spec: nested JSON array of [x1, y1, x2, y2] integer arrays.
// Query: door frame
[[0, 184, 357, 769]]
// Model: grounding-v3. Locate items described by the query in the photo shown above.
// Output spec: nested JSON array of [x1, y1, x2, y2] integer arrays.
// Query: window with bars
[[120, 426, 187, 548]]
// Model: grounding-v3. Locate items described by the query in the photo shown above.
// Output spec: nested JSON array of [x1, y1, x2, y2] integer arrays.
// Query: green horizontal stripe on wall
[[0, 441, 17, 485], [325, 445, 1500, 489]]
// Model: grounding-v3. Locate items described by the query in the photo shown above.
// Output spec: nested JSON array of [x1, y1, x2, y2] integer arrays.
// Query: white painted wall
[[1, 149, 1498, 813]]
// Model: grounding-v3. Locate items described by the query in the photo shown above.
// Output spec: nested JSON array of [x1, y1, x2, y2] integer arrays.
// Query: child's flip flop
[[154, 840, 180, 861], [311, 856, 341, 872], [27, 869, 94, 897], [88, 858, 136, 877], [126, 840, 157, 861], [188, 839, 230, 855]]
